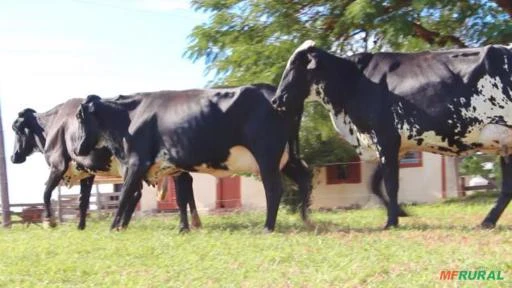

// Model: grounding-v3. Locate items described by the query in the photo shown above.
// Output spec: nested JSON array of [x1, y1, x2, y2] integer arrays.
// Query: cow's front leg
[[112, 161, 147, 231], [78, 176, 94, 230], [258, 159, 283, 232], [42, 166, 66, 228], [189, 195, 202, 229], [481, 155, 512, 228], [282, 158, 313, 226]]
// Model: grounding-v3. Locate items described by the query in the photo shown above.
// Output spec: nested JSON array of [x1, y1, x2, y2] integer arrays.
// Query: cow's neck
[[95, 102, 134, 160], [31, 111, 57, 152]]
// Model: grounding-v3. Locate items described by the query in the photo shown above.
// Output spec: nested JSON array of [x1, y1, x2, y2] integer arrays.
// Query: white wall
[[240, 176, 266, 210], [310, 162, 382, 209], [190, 173, 217, 211]]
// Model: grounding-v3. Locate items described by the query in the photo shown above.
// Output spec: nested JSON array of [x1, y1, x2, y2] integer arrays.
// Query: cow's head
[[75, 95, 102, 156], [273, 40, 351, 114], [11, 108, 44, 163], [272, 40, 320, 114]]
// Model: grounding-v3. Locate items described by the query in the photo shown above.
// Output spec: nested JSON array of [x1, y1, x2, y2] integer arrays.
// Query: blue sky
[[0, 0, 210, 203]]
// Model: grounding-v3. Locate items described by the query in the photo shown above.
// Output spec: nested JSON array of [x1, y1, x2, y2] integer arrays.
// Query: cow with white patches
[[11, 100, 201, 231], [273, 40, 512, 229], [74, 84, 313, 232]]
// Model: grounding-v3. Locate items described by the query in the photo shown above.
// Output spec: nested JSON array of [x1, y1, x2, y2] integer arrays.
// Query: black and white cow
[[11, 100, 200, 230], [74, 84, 313, 232], [273, 40, 512, 229]]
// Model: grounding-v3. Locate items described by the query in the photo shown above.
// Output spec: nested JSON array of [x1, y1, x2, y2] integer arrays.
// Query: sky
[[0, 0, 210, 203]]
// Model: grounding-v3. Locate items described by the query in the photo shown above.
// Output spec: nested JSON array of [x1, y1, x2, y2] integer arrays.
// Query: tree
[[187, 0, 511, 86]]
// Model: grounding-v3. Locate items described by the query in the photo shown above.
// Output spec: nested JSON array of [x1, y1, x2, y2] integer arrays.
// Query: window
[[400, 151, 423, 168], [326, 158, 361, 184]]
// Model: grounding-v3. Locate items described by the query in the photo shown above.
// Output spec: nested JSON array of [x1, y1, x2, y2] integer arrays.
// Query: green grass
[[0, 195, 511, 287]]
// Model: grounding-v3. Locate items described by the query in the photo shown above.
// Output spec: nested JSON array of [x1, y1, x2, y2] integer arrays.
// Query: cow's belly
[[62, 157, 122, 187], [145, 145, 289, 184], [400, 124, 512, 156], [195, 145, 289, 177]]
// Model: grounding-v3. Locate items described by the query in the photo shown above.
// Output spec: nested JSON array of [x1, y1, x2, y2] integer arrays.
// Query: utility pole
[[0, 99, 11, 228]]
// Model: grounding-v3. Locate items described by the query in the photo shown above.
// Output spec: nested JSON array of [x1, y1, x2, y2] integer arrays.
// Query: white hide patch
[[194, 145, 289, 177], [61, 157, 122, 187], [397, 75, 512, 156], [286, 40, 316, 69], [310, 83, 379, 161], [146, 149, 180, 185]]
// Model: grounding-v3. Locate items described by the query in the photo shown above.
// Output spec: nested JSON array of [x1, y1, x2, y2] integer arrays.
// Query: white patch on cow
[[309, 83, 379, 161], [61, 162, 91, 187], [146, 149, 180, 185], [61, 157, 123, 187], [479, 124, 512, 153], [286, 40, 316, 69], [194, 145, 289, 177]]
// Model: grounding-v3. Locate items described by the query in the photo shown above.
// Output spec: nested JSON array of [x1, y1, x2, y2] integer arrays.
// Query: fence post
[[57, 186, 63, 223], [0, 100, 11, 228]]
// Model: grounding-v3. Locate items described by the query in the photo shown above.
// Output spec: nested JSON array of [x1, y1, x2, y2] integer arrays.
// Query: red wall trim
[[441, 155, 447, 198]]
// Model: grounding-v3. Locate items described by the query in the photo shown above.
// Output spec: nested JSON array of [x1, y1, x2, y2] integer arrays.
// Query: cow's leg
[[481, 155, 512, 228], [174, 174, 191, 233], [42, 167, 66, 228], [370, 165, 408, 217], [254, 153, 284, 232], [380, 146, 401, 229], [111, 161, 147, 230], [77, 176, 94, 230], [282, 158, 312, 225], [120, 186, 142, 229], [189, 189, 201, 229]]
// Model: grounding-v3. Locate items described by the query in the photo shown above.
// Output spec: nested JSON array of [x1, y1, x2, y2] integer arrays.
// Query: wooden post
[[0, 100, 11, 228], [95, 184, 102, 213], [57, 185, 63, 223]]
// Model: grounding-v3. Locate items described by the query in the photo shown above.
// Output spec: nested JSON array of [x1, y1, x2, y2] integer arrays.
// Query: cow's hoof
[[383, 222, 399, 230], [179, 227, 190, 234], [77, 224, 86, 230], [480, 221, 496, 229], [262, 227, 274, 234], [42, 218, 57, 229], [303, 219, 315, 230], [191, 214, 202, 229], [397, 207, 409, 217]]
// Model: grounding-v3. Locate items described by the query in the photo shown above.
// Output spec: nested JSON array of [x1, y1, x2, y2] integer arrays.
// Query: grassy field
[[0, 193, 511, 287]]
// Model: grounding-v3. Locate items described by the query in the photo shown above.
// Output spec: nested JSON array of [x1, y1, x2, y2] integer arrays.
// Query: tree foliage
[[187, 0, 511, 86]]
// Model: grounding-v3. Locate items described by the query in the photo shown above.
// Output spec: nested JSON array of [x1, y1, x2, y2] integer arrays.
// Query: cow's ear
[[18, 108, 36, 118], [306, 53, 318, 70]]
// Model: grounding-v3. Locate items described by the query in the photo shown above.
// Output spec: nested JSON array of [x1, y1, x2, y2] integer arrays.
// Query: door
[[157, 177, 178, 211], [216, 176, 241, 209]]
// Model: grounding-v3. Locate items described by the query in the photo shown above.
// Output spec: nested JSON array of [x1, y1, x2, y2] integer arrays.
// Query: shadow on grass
[[200, 213, 512, 235], [443, 191, 500, 204]]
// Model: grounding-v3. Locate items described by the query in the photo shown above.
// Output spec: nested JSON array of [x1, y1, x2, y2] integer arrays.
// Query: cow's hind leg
[[78, 176, 94, 230], [174, 173, 191, 233], [371, 165, 408, 217], [282, 158, 312, 226], [481, 155, 512, 228]]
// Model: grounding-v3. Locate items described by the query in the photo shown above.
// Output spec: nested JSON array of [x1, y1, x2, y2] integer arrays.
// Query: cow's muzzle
[[11, 153, 26, 164]]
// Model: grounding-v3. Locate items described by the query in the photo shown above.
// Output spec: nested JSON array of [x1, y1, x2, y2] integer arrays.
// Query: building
[[138, 152, 461, 214]]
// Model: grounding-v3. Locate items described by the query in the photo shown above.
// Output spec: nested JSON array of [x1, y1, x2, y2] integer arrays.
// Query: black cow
[[74, 84, 313, 232], [11, 100, 200, 230], [273, 40, 512, 229]]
